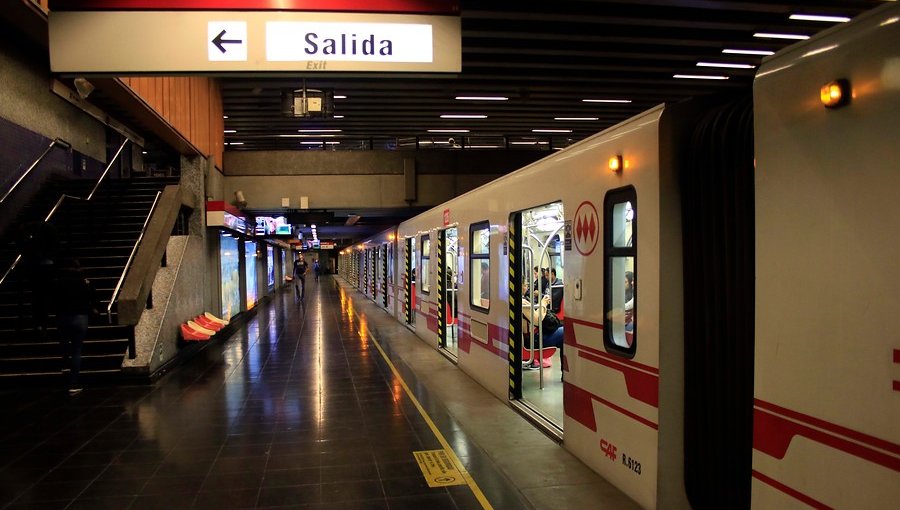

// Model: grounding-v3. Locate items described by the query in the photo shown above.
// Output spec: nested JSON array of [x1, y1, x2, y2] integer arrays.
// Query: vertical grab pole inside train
[[522, 245, 536, 365], [528, 223, 564, 388]]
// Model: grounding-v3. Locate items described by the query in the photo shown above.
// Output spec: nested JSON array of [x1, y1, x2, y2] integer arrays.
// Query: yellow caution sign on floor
[[413, 449, 467, 488]]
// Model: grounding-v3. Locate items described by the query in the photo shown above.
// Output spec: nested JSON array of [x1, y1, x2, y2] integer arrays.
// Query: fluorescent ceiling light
[[301, 141, 323, 145], [723, 48, 775, 56], [754, 32, 810, 40], [427, 129, 470, 133], [789, 14, 851, 23], [226, 142, 244, 145], [224, 129, 237, 133], [277, 134, 338, 138], [297, 129, 341, 133], [532, 129, 572, 133], [141, 151, 147, 154], [333, 115, 344, 119], [440, 114, 487, 119], [223, 115, 229, 119], [325, 141, 340, 145], [582, 99, 631, 103], [510, 141, 549, 145], [554, 117, 599, 121], [468, 145, 503, 149], [334, 95, 347, 99], [455, 96, 508, 101], [697, 62, 756, 69], [673, 74, 730, 80]]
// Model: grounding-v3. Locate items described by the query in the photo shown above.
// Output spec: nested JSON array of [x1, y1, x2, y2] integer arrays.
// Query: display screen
[[220, 233, 241, 319], [256, 216, 291, 236], [245, 241, 258, 309], [266, 244, 275, 290]]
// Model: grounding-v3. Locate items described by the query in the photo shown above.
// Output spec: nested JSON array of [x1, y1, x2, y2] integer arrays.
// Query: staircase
[[0, 176, 179, 385]]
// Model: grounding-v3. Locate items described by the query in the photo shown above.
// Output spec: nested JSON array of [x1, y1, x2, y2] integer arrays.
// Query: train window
[[469, 221, 491, 311], [421, 235, 431, 293], [604, 186, 637, 357]]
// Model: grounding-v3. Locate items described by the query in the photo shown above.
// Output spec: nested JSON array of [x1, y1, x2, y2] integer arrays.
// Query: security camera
[[448, 137, 455, 146]]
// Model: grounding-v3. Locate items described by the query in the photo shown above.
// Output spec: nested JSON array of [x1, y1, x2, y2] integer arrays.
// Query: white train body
[[341, 5, 900, 508], [751, 7, 900, 509]]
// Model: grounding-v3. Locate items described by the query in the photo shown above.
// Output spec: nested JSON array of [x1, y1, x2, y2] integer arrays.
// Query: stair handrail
[[0, 139, 129, 288], [107, 190, 162, 324], [0, 137, 71, 205]]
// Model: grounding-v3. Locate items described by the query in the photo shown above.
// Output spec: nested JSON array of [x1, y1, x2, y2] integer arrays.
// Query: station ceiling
[[222, 0, 889, 151]]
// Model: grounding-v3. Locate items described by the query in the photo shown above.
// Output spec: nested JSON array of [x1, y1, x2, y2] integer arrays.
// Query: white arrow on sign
[[208, 21, 247, 62]]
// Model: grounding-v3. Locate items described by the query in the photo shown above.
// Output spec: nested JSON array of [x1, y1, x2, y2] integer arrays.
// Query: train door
[[368, 248, 375, 298], [508, 202, 566, 433], [384, 241, 392, 309], [405, 237, 417, 326], [438, 226, 459, 358]]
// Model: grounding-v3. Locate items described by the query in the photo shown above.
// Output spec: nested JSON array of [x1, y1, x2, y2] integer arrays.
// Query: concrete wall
[[0, 35, 106, 162], [222, 149, 545, 209]]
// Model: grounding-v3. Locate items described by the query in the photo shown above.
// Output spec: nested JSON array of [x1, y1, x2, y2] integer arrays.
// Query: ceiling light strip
[[753, 32, 810, 40], [789, 14, 851, 23], [673, 74, 730, 80], [723, 49, 775, 56]]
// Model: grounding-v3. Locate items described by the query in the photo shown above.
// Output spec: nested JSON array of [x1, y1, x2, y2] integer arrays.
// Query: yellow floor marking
[[413, 449, 467, 487], [364, 328, 494, 509]]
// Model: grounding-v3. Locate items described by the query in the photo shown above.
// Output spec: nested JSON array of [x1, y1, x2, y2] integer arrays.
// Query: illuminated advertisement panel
[[220, 232, 241, 319], [245, 241, 258, 309]]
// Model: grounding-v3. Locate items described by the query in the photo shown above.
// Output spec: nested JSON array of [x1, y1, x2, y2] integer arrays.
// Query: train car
[[341, 4, 899, 509], [750, 6, 900, 509]]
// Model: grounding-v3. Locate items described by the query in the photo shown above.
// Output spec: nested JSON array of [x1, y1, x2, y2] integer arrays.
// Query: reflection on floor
[[520, 352, 565, 426], [0, 277, 526, 510]]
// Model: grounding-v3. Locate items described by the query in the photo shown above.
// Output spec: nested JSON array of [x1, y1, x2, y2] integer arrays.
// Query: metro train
[[339, 5, 899, 509]]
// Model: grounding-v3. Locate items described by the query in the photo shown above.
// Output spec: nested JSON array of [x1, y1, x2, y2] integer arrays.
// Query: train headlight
[[609, 155, 624, 173], [820, 79, 850, 108]]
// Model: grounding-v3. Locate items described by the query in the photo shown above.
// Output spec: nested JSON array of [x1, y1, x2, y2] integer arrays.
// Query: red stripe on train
[[564, 318, 659, 375], [564, 381, 658, 431], [577, 351, 659, 408], [751, 470, 833, 510], [753, 406, 900, 473]]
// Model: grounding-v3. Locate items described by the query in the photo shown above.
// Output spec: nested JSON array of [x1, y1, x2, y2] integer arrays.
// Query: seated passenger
[[522, 294, 564, 370]]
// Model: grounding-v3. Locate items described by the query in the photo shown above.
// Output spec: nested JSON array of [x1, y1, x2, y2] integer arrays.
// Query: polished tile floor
[[0, 276, 637, 510]]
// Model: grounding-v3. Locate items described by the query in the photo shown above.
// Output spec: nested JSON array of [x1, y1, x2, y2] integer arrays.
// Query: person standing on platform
[[293, 253, 308, 301], [313, 259, 320, 282], [52, 257, 99, 396]]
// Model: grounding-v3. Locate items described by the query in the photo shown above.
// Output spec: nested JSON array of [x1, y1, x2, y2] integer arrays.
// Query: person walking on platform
[[293, 253, 308, 301], [52, 257, 99, 395]]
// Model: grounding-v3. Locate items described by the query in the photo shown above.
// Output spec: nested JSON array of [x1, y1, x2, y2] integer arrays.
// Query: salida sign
[[267, 22, 432, 62], [49, 10, 460, 73]]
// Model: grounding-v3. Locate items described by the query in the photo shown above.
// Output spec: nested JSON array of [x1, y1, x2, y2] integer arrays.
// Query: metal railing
[[0, 138, 71, 205], [0, 139, 129, 288], [107, 191, 161, 324]]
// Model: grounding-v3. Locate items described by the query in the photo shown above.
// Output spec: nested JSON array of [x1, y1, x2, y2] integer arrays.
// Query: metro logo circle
[[573, 201, 599, 256]]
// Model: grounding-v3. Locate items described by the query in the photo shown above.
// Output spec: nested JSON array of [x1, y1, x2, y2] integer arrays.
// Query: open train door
[[437, 226, 459, 358], [508, 204, 566, 436]]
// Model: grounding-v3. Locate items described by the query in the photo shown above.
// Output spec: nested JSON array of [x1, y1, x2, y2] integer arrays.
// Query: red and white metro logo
[[573, 201, 599, 256]]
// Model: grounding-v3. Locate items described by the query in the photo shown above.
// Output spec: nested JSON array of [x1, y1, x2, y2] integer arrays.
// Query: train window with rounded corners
[[603, 186, 637, 358], [469, 221, 491, 312], [421, 235, 431, 293]]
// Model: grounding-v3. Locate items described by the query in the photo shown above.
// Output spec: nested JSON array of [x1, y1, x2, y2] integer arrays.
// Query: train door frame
[[507, 202, 566, 437], [383, 241, 391, 309], [404, 237, 416, 327], [437, 226, 459, 359]]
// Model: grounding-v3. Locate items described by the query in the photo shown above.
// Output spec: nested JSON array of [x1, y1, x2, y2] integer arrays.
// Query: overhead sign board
[[49, 11, 461, 73]]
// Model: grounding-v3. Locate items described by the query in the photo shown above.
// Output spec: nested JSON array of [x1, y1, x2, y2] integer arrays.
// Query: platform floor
[[0, 277, 638, 510]]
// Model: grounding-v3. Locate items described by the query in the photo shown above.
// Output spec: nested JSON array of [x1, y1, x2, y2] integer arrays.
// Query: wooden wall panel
[[121, 76, 224, 170]]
